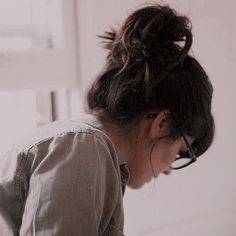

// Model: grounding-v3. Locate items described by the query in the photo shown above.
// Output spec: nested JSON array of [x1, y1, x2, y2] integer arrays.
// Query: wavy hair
[[87, 4, 214, 157]]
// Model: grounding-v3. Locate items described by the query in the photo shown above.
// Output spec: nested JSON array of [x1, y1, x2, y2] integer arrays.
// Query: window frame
[[0, 0, 79, 90]]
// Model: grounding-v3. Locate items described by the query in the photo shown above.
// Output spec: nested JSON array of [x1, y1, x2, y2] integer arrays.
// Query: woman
[[0, 4, 214, 236]]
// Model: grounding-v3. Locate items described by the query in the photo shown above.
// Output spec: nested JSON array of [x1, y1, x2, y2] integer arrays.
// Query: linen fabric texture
[[0, 115, 129, 236]]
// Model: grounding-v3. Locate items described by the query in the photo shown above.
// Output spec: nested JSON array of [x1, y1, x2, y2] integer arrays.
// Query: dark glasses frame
[[146, 112, 197, 170], [172, 126, 197, 169]]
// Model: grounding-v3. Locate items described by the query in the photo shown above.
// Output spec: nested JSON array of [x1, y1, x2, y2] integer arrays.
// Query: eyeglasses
[[146, 113, 197, 170], [171, 127, 197, 170]]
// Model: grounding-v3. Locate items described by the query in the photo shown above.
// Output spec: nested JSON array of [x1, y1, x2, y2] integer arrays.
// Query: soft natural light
[[0, 0, 63, 50], [0, 37, 32, 50], [0, 90, 39, 156]]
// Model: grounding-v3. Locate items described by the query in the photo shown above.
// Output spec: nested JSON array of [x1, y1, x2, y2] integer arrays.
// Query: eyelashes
[[177, 150, 190, 159]]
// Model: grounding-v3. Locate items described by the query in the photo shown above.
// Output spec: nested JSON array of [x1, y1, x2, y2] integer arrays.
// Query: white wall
[[75, 0, 236, 235], [0, 0, 78, 90]]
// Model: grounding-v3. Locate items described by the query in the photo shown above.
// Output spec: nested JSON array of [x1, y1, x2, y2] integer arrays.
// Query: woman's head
[[87, 4, 215, 187]]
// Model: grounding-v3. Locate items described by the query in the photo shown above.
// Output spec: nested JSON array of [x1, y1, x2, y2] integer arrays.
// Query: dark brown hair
[[87, 4, 214, 157]]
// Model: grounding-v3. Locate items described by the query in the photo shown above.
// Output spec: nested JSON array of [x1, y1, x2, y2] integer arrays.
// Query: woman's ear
[[149, 110, 171, 139]]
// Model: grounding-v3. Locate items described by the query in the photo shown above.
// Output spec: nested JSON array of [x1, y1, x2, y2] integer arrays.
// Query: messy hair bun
[[87, 4, 214, 158], [100, 5, 192, 94]]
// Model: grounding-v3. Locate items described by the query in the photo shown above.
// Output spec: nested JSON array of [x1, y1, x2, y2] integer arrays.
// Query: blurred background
[[0, 0, 235, 235]]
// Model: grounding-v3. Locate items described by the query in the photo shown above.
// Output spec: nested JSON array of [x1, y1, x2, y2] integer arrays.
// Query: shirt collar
[[116, 150, 130, 186], [81, 114, 130, 189]]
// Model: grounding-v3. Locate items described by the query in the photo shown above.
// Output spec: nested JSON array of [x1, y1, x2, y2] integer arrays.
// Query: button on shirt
[[0, 115, 129, 236]]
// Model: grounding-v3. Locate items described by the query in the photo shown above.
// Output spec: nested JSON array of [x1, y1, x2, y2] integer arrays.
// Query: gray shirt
[[0, 115, 129, 236]]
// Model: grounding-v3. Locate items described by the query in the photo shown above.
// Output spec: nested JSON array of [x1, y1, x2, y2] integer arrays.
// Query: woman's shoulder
[[19, 114, 109, 150], [9, 115, 122, 182]]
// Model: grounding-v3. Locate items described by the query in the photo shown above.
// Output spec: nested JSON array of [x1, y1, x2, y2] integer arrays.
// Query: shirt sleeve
[[0, 148, 30, 236], [19, 132, 121, 236]]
